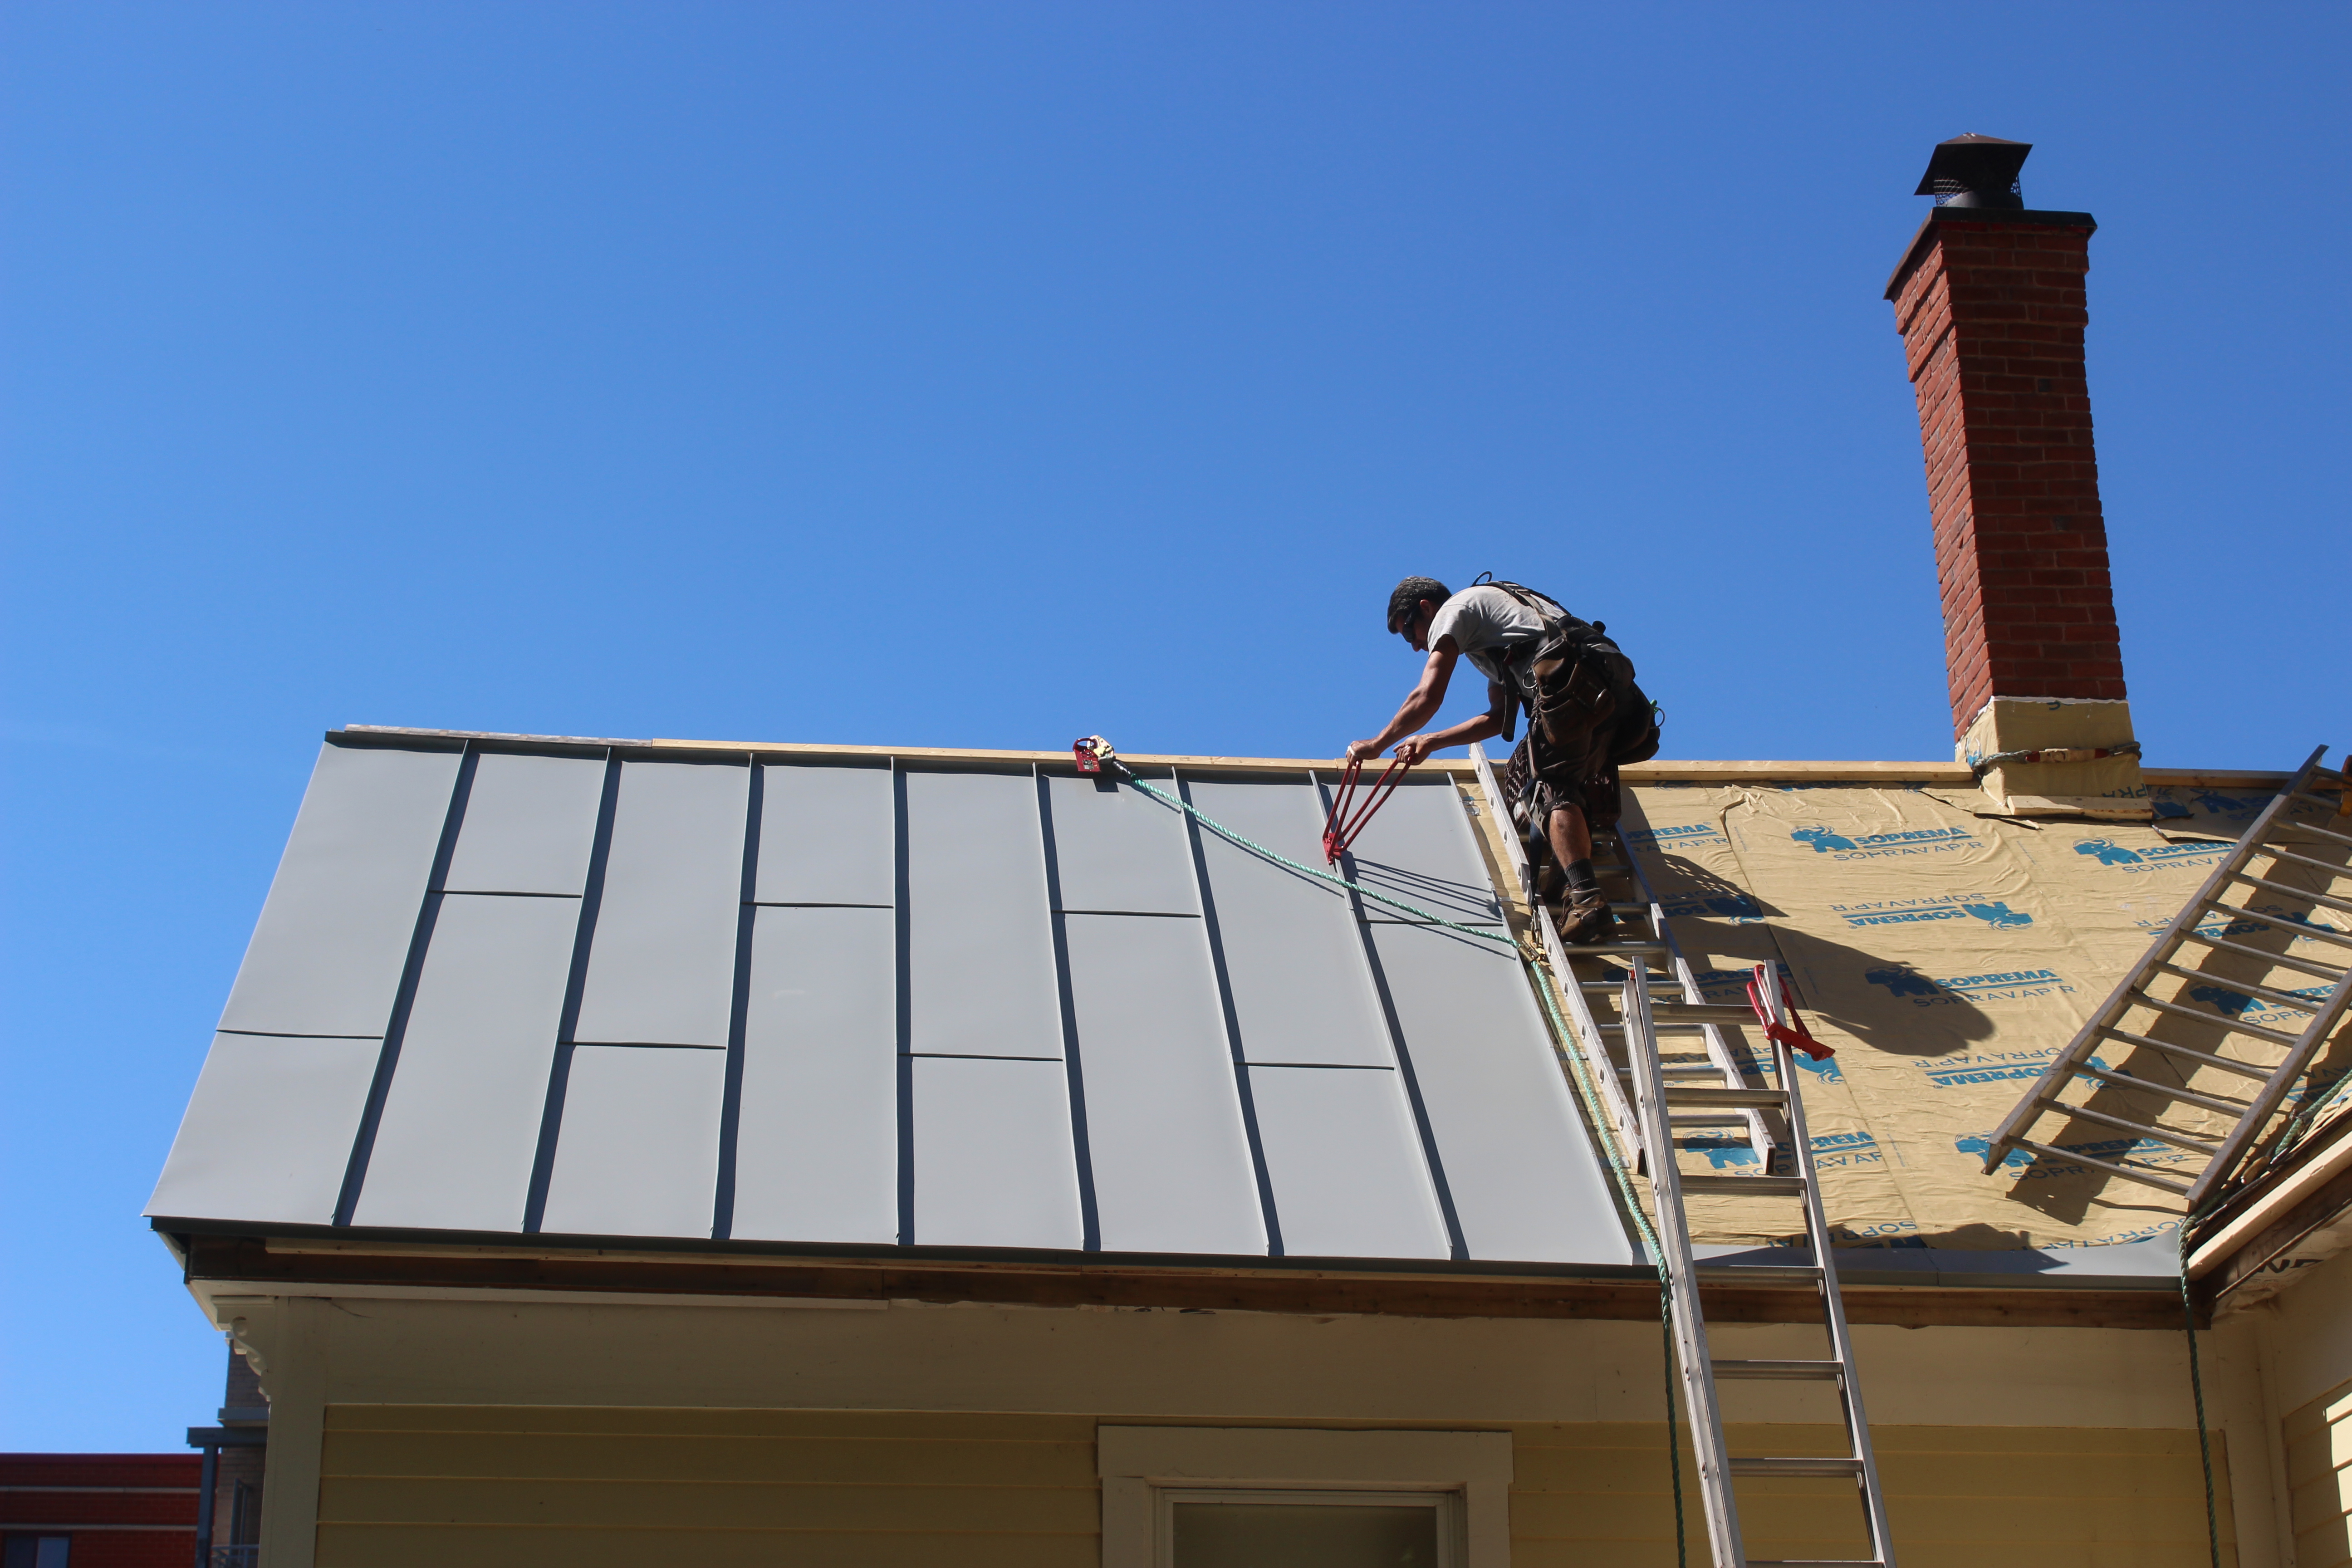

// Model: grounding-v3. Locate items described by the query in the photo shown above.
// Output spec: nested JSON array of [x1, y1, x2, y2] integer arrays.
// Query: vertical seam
[[1036, 769, 1101, 1251], [1320, 770, 1469, 1261], [711, 755, 762, 1240], [1180, 771, 1284, 1257], [522, 750, 623, 1234], [332, 743, 478, 1227], [893, 763, 914, 1246]]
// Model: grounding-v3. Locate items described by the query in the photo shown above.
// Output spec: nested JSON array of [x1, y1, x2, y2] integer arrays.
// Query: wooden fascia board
[[167, 1232, 2185, 1331]]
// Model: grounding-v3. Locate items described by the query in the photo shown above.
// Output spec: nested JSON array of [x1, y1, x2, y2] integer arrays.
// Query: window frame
[[1097, 1426, 1512, 1568], [1156, 1484, 1463, 1568]]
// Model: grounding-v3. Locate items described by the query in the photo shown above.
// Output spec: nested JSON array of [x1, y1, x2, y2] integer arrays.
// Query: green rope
[[1121, 767, 1688, 1564], [1119, 774, 1521, 947]]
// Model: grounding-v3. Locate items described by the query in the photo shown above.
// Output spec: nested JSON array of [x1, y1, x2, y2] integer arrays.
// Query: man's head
[[1386, 576, 1450, 651]]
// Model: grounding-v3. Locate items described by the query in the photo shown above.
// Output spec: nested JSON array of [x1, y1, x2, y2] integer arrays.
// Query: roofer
[[1349, 574, 1658, 944]]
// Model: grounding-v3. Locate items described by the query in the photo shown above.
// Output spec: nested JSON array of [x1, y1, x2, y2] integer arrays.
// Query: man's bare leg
[[1545, 804, 1592, 868]]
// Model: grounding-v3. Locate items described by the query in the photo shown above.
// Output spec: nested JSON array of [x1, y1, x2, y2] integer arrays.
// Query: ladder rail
[[1981, 744, 2333, 1175], [1613, 791, 1779, 1166], [2185, 974, 2352, 1207], [1755, 965, 1897, 1567], [1468, 744, 1642, 1155], [1622, 970, 1747, 1568]]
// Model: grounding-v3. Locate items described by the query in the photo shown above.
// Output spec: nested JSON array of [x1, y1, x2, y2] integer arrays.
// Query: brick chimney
[[1886, 134, 2147, 819]]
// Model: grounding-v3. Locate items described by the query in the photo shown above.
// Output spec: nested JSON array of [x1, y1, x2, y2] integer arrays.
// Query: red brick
[[1890, 213, 2124, 735]]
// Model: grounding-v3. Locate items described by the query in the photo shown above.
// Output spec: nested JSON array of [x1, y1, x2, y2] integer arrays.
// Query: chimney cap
[[1915, 133, 2032, 208]]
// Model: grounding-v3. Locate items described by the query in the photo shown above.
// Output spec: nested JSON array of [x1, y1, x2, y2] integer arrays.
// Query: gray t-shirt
[[1428, 584, 1562, 686]]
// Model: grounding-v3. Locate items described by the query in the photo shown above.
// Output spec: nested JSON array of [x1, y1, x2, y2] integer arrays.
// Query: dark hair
[[1386, 576, 1451, 633]]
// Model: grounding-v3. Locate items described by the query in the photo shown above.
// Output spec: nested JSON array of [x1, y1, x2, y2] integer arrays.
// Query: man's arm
[[1348, 644, 1456, 760], [1348, 642, 1508, 763]]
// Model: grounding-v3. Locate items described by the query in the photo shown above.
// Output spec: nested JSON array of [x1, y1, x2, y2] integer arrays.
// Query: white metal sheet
[[442, 751, 607, 896], [1364, 921, 1631, 1264], [910, 1055, 1082, 1249], [1244, 1064, 1450, 1259], [144, 1034, 380, 1223], [217, 742, 461, 1038], [730, 905, 900, 1245], [1183, 778, 1394, 1067], [573, 760, 747, 1047], [755, 762, 895, 906], [902, 769, 1062, 1058], [1341, 776, 1506, 926], [351, 893, 579, 1233], [1044, 772, 1199, 915], [1063, 914, 1264, 1255], [539, 1045, 727, 1239]]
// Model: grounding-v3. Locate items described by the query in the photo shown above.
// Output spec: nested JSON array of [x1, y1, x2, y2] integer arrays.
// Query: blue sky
[[3, 2, 2345, 1448]]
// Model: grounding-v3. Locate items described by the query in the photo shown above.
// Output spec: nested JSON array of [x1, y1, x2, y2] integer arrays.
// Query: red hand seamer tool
[[1321, 755, 1412, 864]]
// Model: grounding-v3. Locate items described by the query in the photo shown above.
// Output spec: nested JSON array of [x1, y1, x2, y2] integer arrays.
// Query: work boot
[[1554, 888, 1615, 945]]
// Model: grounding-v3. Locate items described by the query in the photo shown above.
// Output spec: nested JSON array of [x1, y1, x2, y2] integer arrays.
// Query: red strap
[[1747, 972, 1834, 1060]]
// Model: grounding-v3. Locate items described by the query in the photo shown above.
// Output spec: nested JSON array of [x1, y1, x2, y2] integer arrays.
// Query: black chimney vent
[[1914, 133, 2031, 210]]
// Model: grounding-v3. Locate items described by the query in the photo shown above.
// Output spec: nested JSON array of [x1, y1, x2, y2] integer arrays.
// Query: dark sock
[[1563, 858, 1599, 897]]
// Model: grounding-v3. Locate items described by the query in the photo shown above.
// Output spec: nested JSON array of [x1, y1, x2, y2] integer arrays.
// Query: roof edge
[[333, 727, 2292, 790]]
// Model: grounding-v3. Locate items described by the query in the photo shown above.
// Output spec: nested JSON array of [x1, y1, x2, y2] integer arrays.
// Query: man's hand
[[1346, 738, 1387, 762], [1392, 735, 1436, 766]]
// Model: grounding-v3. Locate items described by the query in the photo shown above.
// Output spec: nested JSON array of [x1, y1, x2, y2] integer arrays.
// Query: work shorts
[[1502, 635, 1638, 833]]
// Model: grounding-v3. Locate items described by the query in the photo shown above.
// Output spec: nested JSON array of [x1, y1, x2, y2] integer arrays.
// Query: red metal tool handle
[[1322, 754, 1413, 863], [1747, 965, 1834, 1060]]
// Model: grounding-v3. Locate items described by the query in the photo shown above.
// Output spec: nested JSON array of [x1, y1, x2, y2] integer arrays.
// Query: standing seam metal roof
[[147, 731, 1636, 1268]]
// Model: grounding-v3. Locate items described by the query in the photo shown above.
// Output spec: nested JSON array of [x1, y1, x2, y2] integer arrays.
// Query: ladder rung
[[2203, 899, 2352, 951], [2073, 1063, 2250, 1115], [2004, 1136, 2193, 1195], [1670, 1113, 1754, 1127], [1580, 979, 1675, 993], [1681, 1176, 1808, 1196], [1563, 941, 1671, 956], [1666, 1086, 1788, 1107], [1617, 1064, 1728, 1078], [2151, 961, 2327, 1013], [1712, 1358, 1843, 1381], [2175, 927, 2348, 980], [2278, 814, 2352, 849], [2129, 990, 2304, 1045], [2095, 1026, 2275, 1080], [2033, 1101, 2222, 1156], [1745, 1559, 1888, 1566], [2234, 866, 2352, 914], [1728, 1456, 1863, 1478], [1698, 1264, 1822, 1287], [1655, 1003, 1760, 1024]]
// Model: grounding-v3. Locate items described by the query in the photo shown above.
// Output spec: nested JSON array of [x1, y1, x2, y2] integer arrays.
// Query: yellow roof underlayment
[[1544, 765, 2347, 1257], [352, 729, 2352, 1257]]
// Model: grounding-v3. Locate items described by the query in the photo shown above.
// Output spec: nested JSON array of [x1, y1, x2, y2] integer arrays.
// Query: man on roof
[[1349, 575, 1658, 944]]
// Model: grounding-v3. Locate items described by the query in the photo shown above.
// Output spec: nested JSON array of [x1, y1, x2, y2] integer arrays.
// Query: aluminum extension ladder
[[1465, 747, 1896, 1568], [1468, 749, 1774, 1176], [1980, 744, 2352, 1207]]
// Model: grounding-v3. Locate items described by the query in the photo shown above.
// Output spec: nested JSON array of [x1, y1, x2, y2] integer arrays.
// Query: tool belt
[[1495, 623, 1659, 767]]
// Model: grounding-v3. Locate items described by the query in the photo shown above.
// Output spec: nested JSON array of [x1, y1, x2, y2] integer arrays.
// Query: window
[[0, 1536, 70, 1568], [1165, 1487, 1456, 1567], [1098, 1427, 1510, 1568]]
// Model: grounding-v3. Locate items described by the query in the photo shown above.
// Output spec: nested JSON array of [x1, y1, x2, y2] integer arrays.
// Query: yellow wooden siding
[[1513, 1422, 2234, 1568], [2288, 1376, 2352, 1568], [316, 1407, 1100, 1568], [317, 1406, 2236, 1568]]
